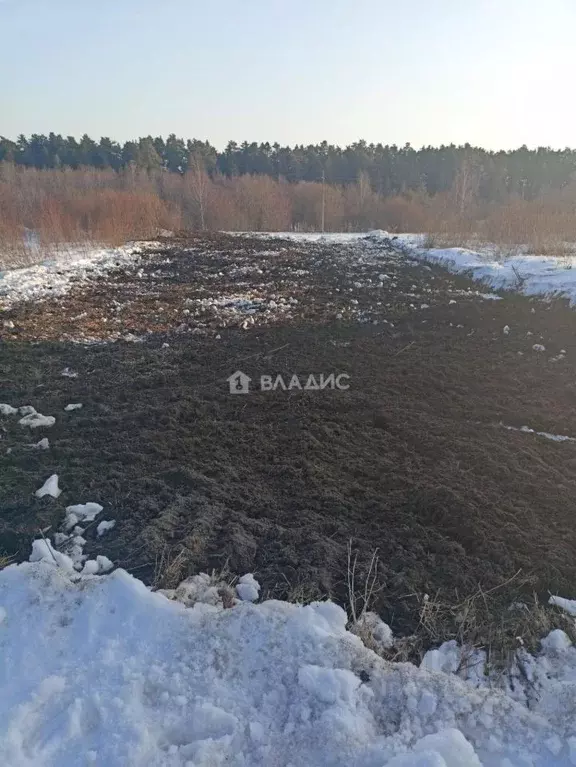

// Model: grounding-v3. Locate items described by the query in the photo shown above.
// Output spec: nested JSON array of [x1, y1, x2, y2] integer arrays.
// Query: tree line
[[2, 134, 576, 202]]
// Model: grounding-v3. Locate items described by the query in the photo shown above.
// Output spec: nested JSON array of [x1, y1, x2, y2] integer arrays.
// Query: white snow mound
[[0, 560, 576, 766]]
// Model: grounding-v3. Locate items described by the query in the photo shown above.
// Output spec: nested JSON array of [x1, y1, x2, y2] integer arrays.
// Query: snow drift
[[1, 559, 576, 766]]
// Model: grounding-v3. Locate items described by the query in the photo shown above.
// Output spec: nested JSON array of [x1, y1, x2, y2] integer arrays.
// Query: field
[[3, 232, 576, 654]]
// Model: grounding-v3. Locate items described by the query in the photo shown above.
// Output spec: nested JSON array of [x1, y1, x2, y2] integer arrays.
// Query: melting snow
[[1, 558, 576, 766], [64, 502, 103, 530], [500, 423, 576, 443], [35, 474, 61, 499], [0, 242, 157, 309], [96, 520, 116, 536], [18, 412, 55, 429], [414, 243, 576, 304], [236, 573, 261, 602], [549, 595, 576, 616]]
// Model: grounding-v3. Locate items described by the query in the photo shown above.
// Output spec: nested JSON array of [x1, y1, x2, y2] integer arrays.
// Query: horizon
[[3, 0, 576, 151]]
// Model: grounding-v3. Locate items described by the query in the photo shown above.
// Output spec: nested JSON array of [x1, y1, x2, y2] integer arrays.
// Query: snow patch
[[19, 412, 55, 429], [64, 502, 103, 530], [236, 573, 260, 602], [549, 595, 576, 616], [96, 520, 116, 536], [35, 474, 61, 499], [0, 242, 156, 309], [500, 423, 576, 444], [415, 243, 576, 305]]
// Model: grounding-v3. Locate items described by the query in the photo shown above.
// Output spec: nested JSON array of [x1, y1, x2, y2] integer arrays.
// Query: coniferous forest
[[2, 134, 576, 200]]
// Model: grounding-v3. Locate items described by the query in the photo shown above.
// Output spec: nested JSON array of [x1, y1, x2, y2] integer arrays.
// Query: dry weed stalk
[[346, 539, 382, 624]]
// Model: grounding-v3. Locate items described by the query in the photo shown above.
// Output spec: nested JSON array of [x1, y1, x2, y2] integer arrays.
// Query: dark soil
[[3, 232, 576, 640]]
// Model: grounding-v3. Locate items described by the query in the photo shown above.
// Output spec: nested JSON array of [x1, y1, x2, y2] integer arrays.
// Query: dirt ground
[[3, 232, 576, 646]]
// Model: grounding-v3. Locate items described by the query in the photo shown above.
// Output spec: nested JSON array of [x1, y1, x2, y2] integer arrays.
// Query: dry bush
[[66, 189, 180, 244], [290, 181, 345, 231], [207, 179, 244, 230], [0, 165, 182, 266], [5, 162, 576, 257], [377, 194, 431, 233], [422, 181, 576, 255], [229, 175, 292, 231], [479, 199, 576, 255]]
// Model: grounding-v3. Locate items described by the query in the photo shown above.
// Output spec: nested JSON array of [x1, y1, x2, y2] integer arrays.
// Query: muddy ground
[[3, 232, 576, 643]]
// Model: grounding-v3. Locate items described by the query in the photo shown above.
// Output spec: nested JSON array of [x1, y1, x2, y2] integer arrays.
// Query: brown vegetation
[[2, 162, 576, 268]]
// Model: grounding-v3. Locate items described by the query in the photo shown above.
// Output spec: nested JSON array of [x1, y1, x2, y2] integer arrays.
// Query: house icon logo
[[227, 370, 251, 394]]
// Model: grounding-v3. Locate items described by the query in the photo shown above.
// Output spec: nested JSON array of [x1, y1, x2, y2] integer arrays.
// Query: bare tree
[[186, 153, 210, 229], [453, 156, 481, 214]]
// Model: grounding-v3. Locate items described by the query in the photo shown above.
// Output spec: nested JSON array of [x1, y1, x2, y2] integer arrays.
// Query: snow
[[19, 412, 55, 429], [541, 630, 573, 653], [81, 559, 100, 575], [64, 403, 83, 411], [386, 730, 482, 767], [175, 573, 226, 607], [35, 474, 61, 499], [81, 558, 111, 576], [0, 403, 18, 415], [500, 423, 576, 444], [96, 519, 116, 536], [0, 242, 157, 309], [96, 554, 114, 572], [28, 539, 74, 572], [236, 572, 261, 602], [355, 610, 394, 650], [3, 559, 576, 766], [412, 243, 576, 305], [64, 502, 103, 530], [34, 438, 50, 450], [549, 595, 576, 616]]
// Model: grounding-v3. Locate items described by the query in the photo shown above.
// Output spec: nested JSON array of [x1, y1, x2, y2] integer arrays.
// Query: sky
[[2, 0, 576, 151]]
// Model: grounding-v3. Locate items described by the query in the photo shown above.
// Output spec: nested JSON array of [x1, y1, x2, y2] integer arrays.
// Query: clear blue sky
[[2, 0, 575, 150]]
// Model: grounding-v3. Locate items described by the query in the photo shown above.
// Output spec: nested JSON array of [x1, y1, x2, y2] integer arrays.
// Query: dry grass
[[372, 580, 576, 678], [263, 573, 326, 605], [346, 540, 382, 624], [0, 553, 15, 570], [152, 545, 238, 603], [152, 545, 192, 590]]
